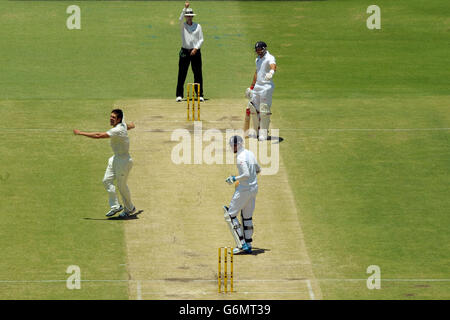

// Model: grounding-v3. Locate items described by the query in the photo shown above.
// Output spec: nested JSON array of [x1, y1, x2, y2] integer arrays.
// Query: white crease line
[[140, 120, 243, 123], [136, 119, 450, 130], [0, 279, 128, 283], [136, 280, 142, 300], [140, 128, 450, 133], [1, 127, 449, 133], [318, 279, 450, 282], [1, 278, 449, 283], [142, 291, 310, 295], [319, 128, 450, 132], [139, 123, 450, 131], [306, 280, 315, 300]]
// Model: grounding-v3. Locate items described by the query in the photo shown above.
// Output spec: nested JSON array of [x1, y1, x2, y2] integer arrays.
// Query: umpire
[[176, 2, 204, 102]]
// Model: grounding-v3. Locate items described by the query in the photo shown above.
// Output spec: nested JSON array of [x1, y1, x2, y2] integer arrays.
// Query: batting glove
[[264, 70, 275, 81], [225, 176, 236, 185]]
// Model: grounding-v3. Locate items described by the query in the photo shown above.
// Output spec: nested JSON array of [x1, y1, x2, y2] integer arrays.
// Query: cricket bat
[[244, 107, 250, 137]]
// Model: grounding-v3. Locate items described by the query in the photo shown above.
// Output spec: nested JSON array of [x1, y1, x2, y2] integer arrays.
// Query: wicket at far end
[[187, 82, 201, 121]]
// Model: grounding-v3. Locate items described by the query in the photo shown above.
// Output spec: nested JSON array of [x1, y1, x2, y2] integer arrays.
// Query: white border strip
[[1, 278, 449, 283], [306, 280, 315, 300]]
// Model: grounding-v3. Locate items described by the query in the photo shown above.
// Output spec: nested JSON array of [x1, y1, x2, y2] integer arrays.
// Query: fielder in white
[[245, 41, 277, 141], [224, 135, 261, 254], [73, 109, 136, 218]]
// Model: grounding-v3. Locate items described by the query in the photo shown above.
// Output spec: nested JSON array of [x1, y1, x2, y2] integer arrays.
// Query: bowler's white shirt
[[107, 122, 129, 156], [256, 51, 276, 85], [235, 148, 260, 191], [179, 8, 204, 49]]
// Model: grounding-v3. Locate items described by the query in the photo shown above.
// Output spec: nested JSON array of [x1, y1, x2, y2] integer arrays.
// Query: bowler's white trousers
[[102, 154, 134, 212]]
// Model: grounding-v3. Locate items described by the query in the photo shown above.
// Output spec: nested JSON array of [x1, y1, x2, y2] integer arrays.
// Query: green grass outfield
[[0, 0, 449, 299]]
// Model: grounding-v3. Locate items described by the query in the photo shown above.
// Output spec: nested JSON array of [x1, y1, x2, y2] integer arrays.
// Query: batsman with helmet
[[223, 135, 261, 254], [245, 41, 277, 141]]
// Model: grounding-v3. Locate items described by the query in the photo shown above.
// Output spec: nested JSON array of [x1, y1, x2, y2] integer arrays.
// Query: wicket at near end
[[187, 82, 201, 121], [218, 247, 233, 293]]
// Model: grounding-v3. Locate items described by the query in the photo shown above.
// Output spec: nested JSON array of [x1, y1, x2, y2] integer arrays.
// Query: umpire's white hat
[[185, 8, 196, 16]]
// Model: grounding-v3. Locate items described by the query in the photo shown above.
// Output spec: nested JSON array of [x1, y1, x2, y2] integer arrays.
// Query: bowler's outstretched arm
[[73, 122, 134, 138], [73, 130, 109, 139]]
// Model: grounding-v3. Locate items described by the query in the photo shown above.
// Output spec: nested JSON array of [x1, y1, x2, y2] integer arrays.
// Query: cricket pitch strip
[[118, 99, 322, 300]]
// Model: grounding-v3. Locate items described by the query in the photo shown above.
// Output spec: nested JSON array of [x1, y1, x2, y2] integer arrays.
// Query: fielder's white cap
[[185, 8, 196, 16]]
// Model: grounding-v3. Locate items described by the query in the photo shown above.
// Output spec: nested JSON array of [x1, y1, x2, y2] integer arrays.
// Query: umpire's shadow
[[83, 210, 144, 221]]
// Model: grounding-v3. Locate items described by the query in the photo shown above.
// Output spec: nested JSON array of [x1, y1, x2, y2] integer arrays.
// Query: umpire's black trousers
[[176, 48, 204, 98]]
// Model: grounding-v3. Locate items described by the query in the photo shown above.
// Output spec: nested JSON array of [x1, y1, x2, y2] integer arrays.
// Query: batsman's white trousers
[[228, 186, 258, 219], [251, 82, 274, 110], [103, 154, 134, 211]]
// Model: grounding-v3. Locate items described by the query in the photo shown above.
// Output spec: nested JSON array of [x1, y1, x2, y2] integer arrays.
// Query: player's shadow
[[249, 247, 269, 255], [83, 210, 144, 221], [268, 136, 284, 143], [234, 247, 269, 256], [182, 98, 209, 101], [246, 135, 284, 143]]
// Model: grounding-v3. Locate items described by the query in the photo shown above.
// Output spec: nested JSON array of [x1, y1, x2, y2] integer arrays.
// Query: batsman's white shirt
[[252, 51, 276, 108], [228, 148, 260, 217], [256, 51, 276, 86], [235, 148, 260, 192]]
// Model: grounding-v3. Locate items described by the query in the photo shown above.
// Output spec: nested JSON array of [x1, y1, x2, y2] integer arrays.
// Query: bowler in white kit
[[73, 109, 136, 218], [245, 41, 277, 141], [223, 135, 261, 254]]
